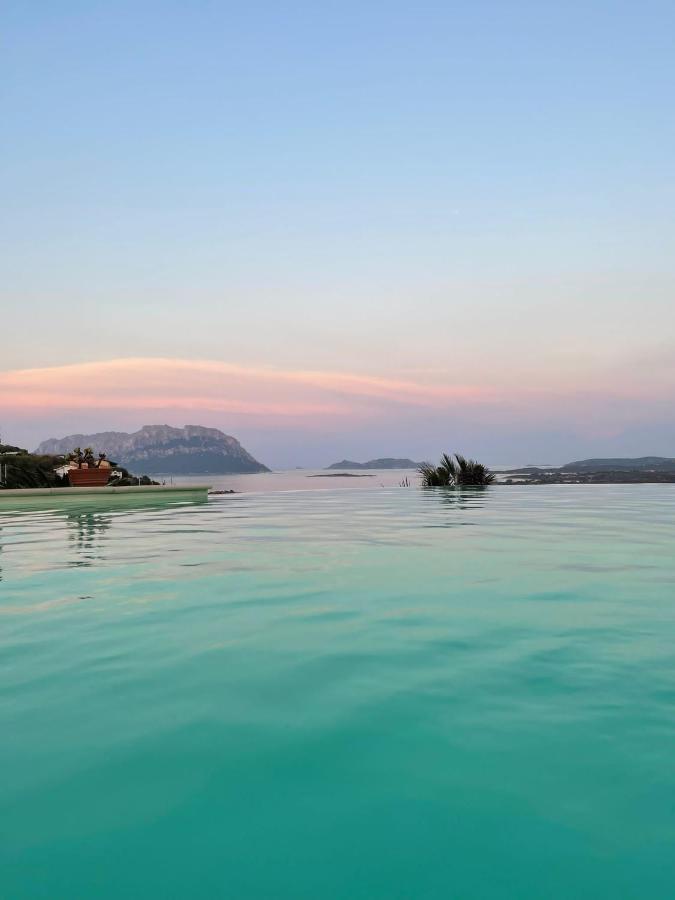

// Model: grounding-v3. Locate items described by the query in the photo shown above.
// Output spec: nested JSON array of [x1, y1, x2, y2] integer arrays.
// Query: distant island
[[560, 456, 675, 472], [327, 458, 422, 470], [326, 455, 675, 481], [36, 425, 269, 475], [500, 457, 675, 484], [309, 473, 375, 478], [7, 440, 675, 490]]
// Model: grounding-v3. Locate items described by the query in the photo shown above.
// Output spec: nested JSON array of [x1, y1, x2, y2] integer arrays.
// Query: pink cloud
[[0, 357, 496, 422], [2, 356, 672, 441]]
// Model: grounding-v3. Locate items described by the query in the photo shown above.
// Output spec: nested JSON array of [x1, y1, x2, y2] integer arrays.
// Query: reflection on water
[[419, 485, 492, 526], [0, 493, 208, 581], [66, 509, 112, 567]]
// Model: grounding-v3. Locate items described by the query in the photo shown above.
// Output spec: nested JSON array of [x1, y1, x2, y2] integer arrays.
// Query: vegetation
[[0, 443, 28, 455], [0, 442, 157, 489], [68, 446, 111, 469], [418, 453, 496, 487], [0, 447, 68, 489]]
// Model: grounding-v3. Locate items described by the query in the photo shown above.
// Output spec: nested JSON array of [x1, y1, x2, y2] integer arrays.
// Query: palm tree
[[418, 455, 453, 486], [418, 452, 496, 487]]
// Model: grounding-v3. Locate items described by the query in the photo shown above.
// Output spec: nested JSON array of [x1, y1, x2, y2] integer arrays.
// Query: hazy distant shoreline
[[308, 473, 375, 478]]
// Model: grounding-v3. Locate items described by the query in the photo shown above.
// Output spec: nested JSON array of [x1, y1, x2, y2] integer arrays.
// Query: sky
[[2, 1, 675, 467]]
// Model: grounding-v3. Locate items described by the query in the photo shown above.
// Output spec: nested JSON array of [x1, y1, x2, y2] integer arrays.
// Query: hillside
[[560, 456, 675, 472], [327, 457, 421, 470], [0, 444, 67, 489], [499, 455, 675, 484], [36, 425, 269, 475]]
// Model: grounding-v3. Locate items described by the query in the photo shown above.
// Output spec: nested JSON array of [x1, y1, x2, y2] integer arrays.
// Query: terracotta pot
[[68, 468, 111, 487]]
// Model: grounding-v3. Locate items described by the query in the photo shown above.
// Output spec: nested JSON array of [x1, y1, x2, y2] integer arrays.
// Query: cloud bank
[[1, 357, 495, 421], [2, 356, 675, 465]]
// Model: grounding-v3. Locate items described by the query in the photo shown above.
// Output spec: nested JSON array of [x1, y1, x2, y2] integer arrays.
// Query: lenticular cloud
[[0, 357, 491, 422]]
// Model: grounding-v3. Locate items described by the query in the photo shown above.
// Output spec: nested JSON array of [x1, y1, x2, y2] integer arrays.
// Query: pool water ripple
[[1, 485, 675, 898]]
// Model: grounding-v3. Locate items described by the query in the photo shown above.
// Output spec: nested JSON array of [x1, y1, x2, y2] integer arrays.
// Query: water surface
[[2, 486, 674, 898], [156, 466, 417, 492]]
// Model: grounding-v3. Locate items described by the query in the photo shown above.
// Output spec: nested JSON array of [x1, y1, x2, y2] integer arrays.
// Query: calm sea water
[[155, 467, 420, 491], [2, 485, 674, 899]]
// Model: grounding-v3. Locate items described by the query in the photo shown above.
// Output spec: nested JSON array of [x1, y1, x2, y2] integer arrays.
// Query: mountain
[[560, 456, 675, 472], [327, 458, 421, 470], [35, 425, 269, 474]]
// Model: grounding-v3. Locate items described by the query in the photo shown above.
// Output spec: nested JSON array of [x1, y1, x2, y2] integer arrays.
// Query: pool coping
[[0, 484, 211, 499]]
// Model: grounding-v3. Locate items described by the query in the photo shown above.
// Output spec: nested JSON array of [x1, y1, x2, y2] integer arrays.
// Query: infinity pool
[[2, 486, 674, 898]]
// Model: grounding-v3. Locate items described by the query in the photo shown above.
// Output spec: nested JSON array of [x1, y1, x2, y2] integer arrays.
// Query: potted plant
[[67, 446, 112, 487]]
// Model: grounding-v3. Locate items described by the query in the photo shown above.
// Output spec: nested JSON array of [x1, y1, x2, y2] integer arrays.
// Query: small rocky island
[[327, 457, 422, 470]]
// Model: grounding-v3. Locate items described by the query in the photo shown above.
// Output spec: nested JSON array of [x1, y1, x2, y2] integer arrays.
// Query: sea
[[1, 476, 674, 898], [154, 467, 421, 492]]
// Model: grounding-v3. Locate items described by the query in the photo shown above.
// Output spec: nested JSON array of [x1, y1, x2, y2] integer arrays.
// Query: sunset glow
[[3, 3, 675, 465]]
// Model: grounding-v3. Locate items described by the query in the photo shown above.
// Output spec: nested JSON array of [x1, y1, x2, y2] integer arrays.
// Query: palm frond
[[420, 452, 495, 487], [418, 461, 453, 487], [439, 452, 458, 482]]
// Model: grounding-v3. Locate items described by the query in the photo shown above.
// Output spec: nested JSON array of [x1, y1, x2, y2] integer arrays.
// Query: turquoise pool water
[[2, 486, 675, 899]]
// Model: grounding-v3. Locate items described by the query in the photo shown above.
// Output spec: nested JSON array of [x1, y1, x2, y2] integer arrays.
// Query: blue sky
[[3, 1, 675, 465]]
